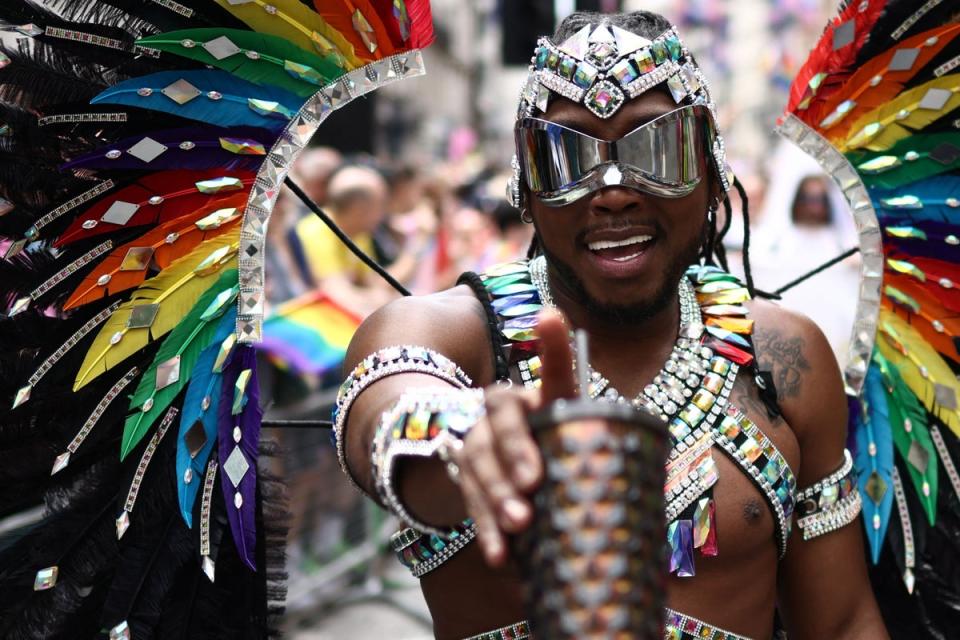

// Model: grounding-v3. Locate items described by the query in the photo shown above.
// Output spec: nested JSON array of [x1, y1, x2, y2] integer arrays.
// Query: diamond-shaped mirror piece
[[16, 23, 42, 37], [12, 384, 31, 409], [908, 441, 930, 472], [201, 287, 238, 321], [223, 445, 250, 487], [101, 201, 140, 225], [919, 88, 952, 111], [352, 9, 378, 53], [284, 60, 324, 85], [929, 142, 960, 166], [155, 355, 181, 390], [935, 382, 957, 409], [127, 137, 167, 163], [51, 451, 70, 475], [8, 295, 31, 316], [194, 245, 233, 276], [115, 510, 130, 539], [203, 35, 241, 60], [185, 420, 208, 458], [33, 566, 58, 590], [202, 555, 216, 582], [196, 176, 244, 194], [888, 48, 920, 72], [127, 303, 160, 329], [864, 471, 887, 503], [248, 98, 293, 119], [120, 246, 154, 271], [832, 20, 855, 50], [162, 78, 202, 105]]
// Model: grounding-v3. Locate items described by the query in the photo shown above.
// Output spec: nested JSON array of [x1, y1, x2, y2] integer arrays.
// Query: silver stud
[[148, 195, 164, 205], [109, 331, 123, 345], [179, 141, 195, 150], [207, 90, 222, 100], [137, 87, 153, 97], [97, 274, 112, 286], [105, 150, 122, 159]]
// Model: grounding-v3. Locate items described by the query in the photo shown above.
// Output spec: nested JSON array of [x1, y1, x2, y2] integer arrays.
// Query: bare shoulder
[[343, 284, 495, 386], [747, 299, 848, 478]]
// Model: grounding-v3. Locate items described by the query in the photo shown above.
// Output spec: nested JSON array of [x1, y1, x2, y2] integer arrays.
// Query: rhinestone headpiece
[[509, 22, 732, 206]]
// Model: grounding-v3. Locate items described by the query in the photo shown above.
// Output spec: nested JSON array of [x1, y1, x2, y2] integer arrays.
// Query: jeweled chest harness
[[493, 257, 796, 575]]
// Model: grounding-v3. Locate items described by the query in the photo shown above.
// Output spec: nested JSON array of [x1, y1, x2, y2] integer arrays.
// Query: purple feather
[[216, 344, 262, 571], [61, 126, 273, 172]]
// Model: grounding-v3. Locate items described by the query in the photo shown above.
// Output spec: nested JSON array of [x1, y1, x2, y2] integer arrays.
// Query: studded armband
[[795, 449, 861, 541], [370, 387, 485, 537]]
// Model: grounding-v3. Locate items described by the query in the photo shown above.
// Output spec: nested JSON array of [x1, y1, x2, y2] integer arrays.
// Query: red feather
[[787, 0, 885, 114], [54, 170, 254, 248], [404, 0, 435, 49], [886, 257, 960, 314], [312, 0, 398, 59], [63, 208, 243, 310], [806, 23, 960, 136], [369, 0, 405, 48]]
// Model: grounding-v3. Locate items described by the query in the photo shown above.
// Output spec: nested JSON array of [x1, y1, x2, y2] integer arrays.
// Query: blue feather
[[91, 70, 300, 130], [176, 307, 237, 527], [870, 175, 960, 226], [858, 362, 895, 564]]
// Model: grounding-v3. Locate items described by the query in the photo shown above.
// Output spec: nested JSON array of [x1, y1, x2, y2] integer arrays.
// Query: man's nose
[[588, 185, 646, 216]]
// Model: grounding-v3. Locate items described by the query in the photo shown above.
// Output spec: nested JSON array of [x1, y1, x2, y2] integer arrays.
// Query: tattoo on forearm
[[753, 328, 810, 399]]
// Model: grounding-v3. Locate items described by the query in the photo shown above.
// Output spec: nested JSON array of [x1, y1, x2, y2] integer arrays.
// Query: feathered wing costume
[[778, 1, 960, 636], [0, 1, 433, 638]]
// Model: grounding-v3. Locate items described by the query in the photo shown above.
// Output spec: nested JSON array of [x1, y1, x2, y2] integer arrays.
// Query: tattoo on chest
[[752, 329, 810, 399]]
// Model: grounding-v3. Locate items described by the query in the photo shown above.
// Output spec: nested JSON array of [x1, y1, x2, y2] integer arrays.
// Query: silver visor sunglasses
[[515, 104, 715, 207]]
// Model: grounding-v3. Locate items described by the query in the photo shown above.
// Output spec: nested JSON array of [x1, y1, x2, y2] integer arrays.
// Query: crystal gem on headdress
[[127, 303, 160, 329], [51, 451, 70, 475], [534, 46, 550, 70], [142, 397, 154, 412], [156, 355, 181, 390], [33, 566, 58, 591], [220, 137, 266, 155], [184, 467, 192, 484], [919, 88, 951, 111], [105, 149, 122, 159], [285, 60, 324, 85], [667, 74, 687, 103], [101, 201, 140, 225], [393, 0, 411, 41], [935, 383, 957, 409], [573, 62, 598, 89], [832, 20, 855, 50], [651, 41, 668, 65], [264, 4, 277, 15], [610, 25, 651, 56], [162, 78, 202, 105], [248, 98, 291, 119], [587, 41, 620, 71], [127, 136, 167, 163], [115, 510, 130, 539], [203, 35, 241, 60], [196, 207, 240, 230], [233, 369, 252, 415], [948, 198, 960, 209], [245, 50, 260, 60], [233, 426, 242, 443], [611, 58, 639, 86], [353, 9, 378, 53], [558, 25, 591, 59], [5, 238, 26, 260], [888, 48, 920, 72], [234, 491, 243, 509], [109, 620, 130, 640], [545, 50, 560, 72], [535, 82, 550, 112], [148, 195, 165, 205], [819, 99, 856, 128], [185, 420, 208, 458], [584, 80, 624, 119], [213, 334, 236, 373], [634, 47, 656, 74], [181, 38, 196, 48], [908, 440, 930, 472], [16, 24, 42, 37], [97, 274, 112, 287], [12, 384, 31, 409], [137, 87, 153, 97], [224, 446, 250, 487], [196, 176, 243, 194], [120, 247, 153, 271], [930, 142, 960, 165], [558, 57, 576, 80], [207, 90, 223, 101], [903, 151, 919, 161], [8, 296, 30, 317]]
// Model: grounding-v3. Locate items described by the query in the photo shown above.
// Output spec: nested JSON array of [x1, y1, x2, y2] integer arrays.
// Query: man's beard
[[537, 233, 702, 326]]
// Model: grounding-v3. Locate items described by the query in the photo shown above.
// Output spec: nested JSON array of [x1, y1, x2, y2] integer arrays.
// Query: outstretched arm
[[751, 303, 887, 639]]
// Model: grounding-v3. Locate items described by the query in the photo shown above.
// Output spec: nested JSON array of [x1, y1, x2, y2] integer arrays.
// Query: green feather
[[847, 132, 960, 189], [121, 269, 239, 460], [876, 352, 938, 525], [138, 28, 344, 97]]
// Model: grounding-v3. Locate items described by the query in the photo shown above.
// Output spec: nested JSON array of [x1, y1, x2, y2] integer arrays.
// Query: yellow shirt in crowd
[[294, 214, 375, 284]]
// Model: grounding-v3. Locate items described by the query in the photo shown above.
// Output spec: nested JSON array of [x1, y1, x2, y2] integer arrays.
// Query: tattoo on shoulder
[[753, 327, 810, 399]]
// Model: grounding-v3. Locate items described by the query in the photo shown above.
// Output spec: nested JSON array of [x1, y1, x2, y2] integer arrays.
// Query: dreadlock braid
[[732, 175, 756, 296]]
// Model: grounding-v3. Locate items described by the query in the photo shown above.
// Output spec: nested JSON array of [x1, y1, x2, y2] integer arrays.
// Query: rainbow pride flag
[[258, 291, 361, 375]]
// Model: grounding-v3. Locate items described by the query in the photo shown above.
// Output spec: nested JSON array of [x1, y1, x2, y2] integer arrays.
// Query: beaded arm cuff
[[333, 345, 473, 492], [371, 387, 486, 536], [795, 449, 861, 540]]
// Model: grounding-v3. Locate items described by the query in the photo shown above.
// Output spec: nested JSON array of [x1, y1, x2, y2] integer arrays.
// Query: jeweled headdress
[[509, 22, 731, 206]]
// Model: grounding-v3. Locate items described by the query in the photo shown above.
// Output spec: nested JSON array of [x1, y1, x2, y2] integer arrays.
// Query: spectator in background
[[490, 200, 534, 263], [291, 146, 343, 206], [791, 174, 833, 225]]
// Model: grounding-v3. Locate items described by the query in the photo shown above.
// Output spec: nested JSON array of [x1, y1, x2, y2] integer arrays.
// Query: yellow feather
[[214, 0, 364, 69], [73, 231, 239, 391], [841, 74, 960, 152], [876, 309, 960, 438]]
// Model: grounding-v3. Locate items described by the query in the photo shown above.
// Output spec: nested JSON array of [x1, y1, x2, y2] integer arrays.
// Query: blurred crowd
[[263, 147, 534, 319]]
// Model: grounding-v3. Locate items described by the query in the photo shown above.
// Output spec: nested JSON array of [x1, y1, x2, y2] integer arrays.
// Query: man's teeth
[[587, 235, 653, 251]]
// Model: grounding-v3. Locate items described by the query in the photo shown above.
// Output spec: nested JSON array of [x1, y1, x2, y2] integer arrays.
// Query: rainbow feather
[[858, 365, 895, 563]]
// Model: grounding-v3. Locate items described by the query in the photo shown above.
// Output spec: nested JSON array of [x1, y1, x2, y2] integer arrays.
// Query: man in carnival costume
[[335, 10, 888, 639]]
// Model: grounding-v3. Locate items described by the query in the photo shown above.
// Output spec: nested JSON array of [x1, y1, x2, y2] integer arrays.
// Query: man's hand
[[452, 309, 576, 566]]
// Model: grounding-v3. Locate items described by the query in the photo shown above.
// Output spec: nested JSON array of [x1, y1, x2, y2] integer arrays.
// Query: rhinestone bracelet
[[796, 449, 860, 541], [371, 387, 485, 537], [333, 345, 473, 491]]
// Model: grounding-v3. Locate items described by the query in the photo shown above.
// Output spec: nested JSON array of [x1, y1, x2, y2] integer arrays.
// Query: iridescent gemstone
[[137, 87, 153, 97], [142, 397, 154, 412], [181, 38, 196, 48], [535, 46, 549, 69], [110, 331, 123, 345], [179, 141, 195, 150], [691, 388, 715, 412], [634, 48, 655, 73], [97, 274, 111, 286], [246, 50, 260, 60], [183, 468, 193, 484], [572, 62, 598, 89], [82, 219, 98, 229], [664, 35, 682, 60], [105, 150, 122, 159], [206, 90, 222, 100], [651, 41, 667, 64], [558, 57, 576, 80], [738, 438, 761, 462], [904, 151, 920, 161], [947, 198, 960, 208], [33, 566, 58, 591], [545, 51, 560, 70], [148, 195, 164, 205], [610, 58, 638, 85]]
